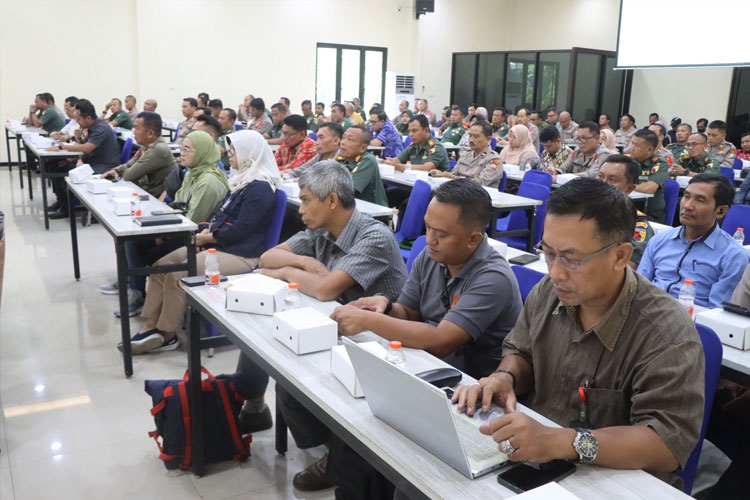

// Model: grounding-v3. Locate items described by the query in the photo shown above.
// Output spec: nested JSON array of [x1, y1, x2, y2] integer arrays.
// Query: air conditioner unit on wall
[[384, 72, 416, 120]]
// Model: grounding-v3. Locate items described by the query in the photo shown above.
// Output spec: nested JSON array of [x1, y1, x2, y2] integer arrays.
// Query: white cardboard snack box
[[107, 185, 136, 200], [69, 163, 94, 184], [403, 170, 429, 182], [86, 178, 111, 194], [331, 341, 387, 397], [272, 307, 338, 355], [280, 182, 300, 198], [503, 164, 520, 175], [225, 273, 287, 316], [696, 308, 750, 350], [378, 164, 395, 177], [111, 197, 132, 216], [555, 173, 579, 185]]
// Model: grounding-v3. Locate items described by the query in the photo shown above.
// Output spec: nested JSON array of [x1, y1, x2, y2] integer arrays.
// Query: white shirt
[[60, 118, 79, 136]]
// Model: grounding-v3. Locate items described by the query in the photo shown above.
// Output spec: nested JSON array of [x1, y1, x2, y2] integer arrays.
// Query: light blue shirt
[[637, 223, 748, 308]]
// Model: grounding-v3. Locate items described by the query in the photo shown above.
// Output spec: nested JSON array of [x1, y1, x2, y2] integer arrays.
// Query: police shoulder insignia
[[634, 228, 647, 242], [651, 166, 659, 174]]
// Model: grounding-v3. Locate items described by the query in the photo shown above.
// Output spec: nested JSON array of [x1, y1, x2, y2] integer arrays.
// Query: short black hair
[[196, 106, 212, 116], [539, 125, 561, 143], [195, 114, 221, 136], [530, 110, 542, 119], [622, 114, 635, 125], [208, 98, 223, 109], [135, 111, 162, 135], [271, 102, 287, 114], [633, 128, 658, 149], [371, 110, 388, 122], [280, 97, 290, 107], [697, 118, 709, 127], [318, 122, 344, 139], [348, 124, 372, 145], [649, 112, 659, 119], [546, 106, 558, 114], [547, 177, 636, 244], [600, 113, 611, 122], [451, 105, 467, 116], [708, 120, 727, 133], [222, 108, 237, 121], [741, 131, 750, 141], [64, 96, 78, 106], [433, 178, 492, 232], [74, 99, 96, 119], [183, 97, 198, 107], [678, 123, 693, 132], [410, 114, 430, 130], [649, 122, 667, 138], [332, 103, 346, 114], [198, 92, 209, 102], [493, 107, 507, 116], [468, 102, 477, 108], [688, 174, 734, 208], [316, 102, 325, 109], [125, 94, 136, 103], [283, 114, 308, 133], [579, 121, 600, 136], [470, 120, 493, 138], [301, 99, 312, 107], [111, 97, 122, 106], [39, 93, 55, 104], [250, 97, 265, 111], [601, 154, 641, 185]]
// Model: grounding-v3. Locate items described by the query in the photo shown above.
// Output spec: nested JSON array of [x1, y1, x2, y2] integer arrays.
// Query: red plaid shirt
[[275, 136, 317, 171]]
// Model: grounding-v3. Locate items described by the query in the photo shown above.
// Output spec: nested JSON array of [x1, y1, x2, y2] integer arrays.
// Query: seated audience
[[143, 98, 157, 112], [368, 110, 404, 158], [491, 107, 510, 138], [441, 106, 468, 145], [315, 101, 326, 122], [329, 103, 352, 131], [351, 97, 365, 121], [597, 155, 655, 266], [264, 103, 286, 144], [550, 121, 610, 180], [49, 96, 80, 142], [540, 125, 572, 171], [648, 112, 659, 125], [124, 95, 139, 120], [197, 92, 209, 108], [101, 112, 177, 197], [237, 94, 254, 122], [530, 110, 546, 130], [667, 123, 692, 159], [668, 117, 681, 143], [217, 108, 237, 168], [545, 107, 559, 128], [600, 128, 617, 153], [454, 177, 704, 487], [437, 106, 451, 132], [344, 101, 363, 125], [392, 99, 409, 126], [735, 131, 750, 161], [631, 129, 669, 222], [706, 120, 737, 168], [638, 174, 746, 308], [247, 97, 273, 136], [383, 114, 449, 172], [456, 107, 488, 154], [432, 121, 504, 188], [175, 97, 198, 145], [396, 110, 413, 136], [101, 98, 133, 129], [615, 114, 637, 150], [670, 133, 720, 177], [556, 111, 578, 142], [500, 124, 541, 169], [194, 114, 222, 142], [515, 108, 540, 151], [336, 126, 388, 206], [417, 98, 437, 126], [208, 98, 223, 118], [599, 113, 613, 131], [25, 93, 65, 133], [122, 130, 278, 354], [648, 123, 674, 163], [275, 114, 317, 172], [301, 99, 319, 132], [290, 122, 343, 178], [696, 118, 708, 135]]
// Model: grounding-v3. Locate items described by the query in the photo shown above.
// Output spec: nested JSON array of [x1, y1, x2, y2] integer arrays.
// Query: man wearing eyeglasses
[[669, 133, 720, 178], [275, 114, 317, 172], [548, 121, 611, 181], [453, 178, 705, 486], [368, 110, 404, 158]]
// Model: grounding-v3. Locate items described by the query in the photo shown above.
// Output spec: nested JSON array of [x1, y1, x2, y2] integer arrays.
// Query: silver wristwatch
[[573, 429, 598, 463]]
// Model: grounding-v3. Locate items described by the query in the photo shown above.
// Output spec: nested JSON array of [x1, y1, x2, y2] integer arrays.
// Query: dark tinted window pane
[[728, 68, 750, 146], [572, 52, 600, 123], [600, 56, 623, 126], [537, 52, 570, 112], [505, 52, 536, 113], [453, 54, 476, 107], [477, 53, 505, 112]]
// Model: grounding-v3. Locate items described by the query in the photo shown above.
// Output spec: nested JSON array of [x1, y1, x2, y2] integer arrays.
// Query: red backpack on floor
[[145, 367, 251, 470]]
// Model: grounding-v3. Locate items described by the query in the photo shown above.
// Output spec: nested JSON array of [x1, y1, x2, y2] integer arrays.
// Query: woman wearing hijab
[[600, 128, 617, 153], [396, 110, 413, 136], [122, 130, 280, 354], [499, 124, 540, 167]]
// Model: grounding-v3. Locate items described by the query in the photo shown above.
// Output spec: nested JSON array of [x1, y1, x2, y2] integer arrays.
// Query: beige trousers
[[141, 247, 258, 333]]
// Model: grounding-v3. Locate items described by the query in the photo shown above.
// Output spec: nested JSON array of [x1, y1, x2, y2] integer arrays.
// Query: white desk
[[4, 123, 48, 190], [694, 305, 750, 385], [24, 140, 82, 227], [505, 170, 653, 200], [183, 283, 690, 499], [65, 177, 198, 377]]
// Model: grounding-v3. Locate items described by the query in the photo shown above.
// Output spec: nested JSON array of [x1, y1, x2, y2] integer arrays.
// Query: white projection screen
[[616, 0, 750, 68]]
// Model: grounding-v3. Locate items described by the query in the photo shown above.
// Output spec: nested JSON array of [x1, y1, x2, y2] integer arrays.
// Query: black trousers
[[233, 353, 270, 401]]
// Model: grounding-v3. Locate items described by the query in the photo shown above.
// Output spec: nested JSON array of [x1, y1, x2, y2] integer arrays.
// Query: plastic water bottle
[[76, 158, 83, 168], [204, 249, 220, 286], [678, 279, 695, 319], [130, 192, 142, 221], [524, 160, 532, 171], [405, 161, 412, 172], [284, 283, 300, 310], [733, 228, 745, 245], [385, 341, 406, 369]]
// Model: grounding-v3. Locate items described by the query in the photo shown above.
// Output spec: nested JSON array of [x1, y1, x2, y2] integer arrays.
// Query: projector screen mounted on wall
[[616, 0, 750, 69]]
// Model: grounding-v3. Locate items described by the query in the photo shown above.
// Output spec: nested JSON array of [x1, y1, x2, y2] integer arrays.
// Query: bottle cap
[[132, 192, 138, 196], [207, 248, 216, 254], [739, 228, 744, 231], [288, 283, 298, 289], [389, 341, 402, 349], [684, 279, 694, 285]]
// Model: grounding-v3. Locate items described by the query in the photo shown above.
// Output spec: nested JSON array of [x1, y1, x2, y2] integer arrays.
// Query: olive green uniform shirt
[[633, 154, 669, 222], [707, 140, 737, 169], [452, 146, 504, 188], [397, 137, 450, 171], [39, 107, 65, 133], [675, 152, 720, 175], [492, 123, 510, 138], [304, 114, 319, 132], [113, 137, 177, 198], [218, 128, 233, 169], [267, 122, 283, 140], [337, 152, 388, 206], [442, 123, 468, 145], [108, 110, 133, 129], [632, 210, 655, 265], [666, 142, 687, 160]]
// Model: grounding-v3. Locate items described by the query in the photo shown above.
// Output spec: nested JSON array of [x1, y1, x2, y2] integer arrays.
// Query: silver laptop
[[342, 338, 508, 478]]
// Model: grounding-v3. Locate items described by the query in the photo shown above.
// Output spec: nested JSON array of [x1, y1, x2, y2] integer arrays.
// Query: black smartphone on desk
[[497, 460, 576, 493], [508, 253, 539, 266], [180, 275, 227, 287]]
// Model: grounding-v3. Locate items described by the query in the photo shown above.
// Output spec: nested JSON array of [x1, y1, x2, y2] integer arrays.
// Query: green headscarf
[[396, 110, 413, 135], [185, 130, 229, 189]]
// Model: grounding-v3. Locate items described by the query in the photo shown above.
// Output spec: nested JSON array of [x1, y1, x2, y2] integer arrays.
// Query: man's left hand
[[330, 304, 370, 336], [480, 412, 573, 464]]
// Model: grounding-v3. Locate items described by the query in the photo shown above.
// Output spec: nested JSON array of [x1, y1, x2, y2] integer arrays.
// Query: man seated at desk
[[329, 103, 352, 132], [143, 98, 157, 112], [25, 92, 65, 133], [615, 114, 637, 151], [548, 121, 611, 181], [441, 106, 468, 145], [101, 97, 133, 130], [336, 125, 388, 206], [368, 110, 404, 158], [49, 96, 80, 142], [125, 95, 139, 120], [175, 97, 198, 145], [246, 97, 273, 136], [706, 120, 737, 169], [669, 132, 720, 178], [217, 107, 237, 168], [667, 123, 692, 159], [539, 125, 572, 172], [491, 107, 510, 139], [630, 129, 669, 223], [231, 161, 408, 491], [264, 103, 286, 145], [275, 114, 317, 172], [454, 178, 704, 488], [648, 123, 674, 164], [556, 111, 578, 143], [430, 121, 504, 189], [637, 173, 746, 308], [289, 122, 342, 178]]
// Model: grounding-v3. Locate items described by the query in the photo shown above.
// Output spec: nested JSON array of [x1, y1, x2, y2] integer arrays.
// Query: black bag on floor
[[145, 367, 251, 470]]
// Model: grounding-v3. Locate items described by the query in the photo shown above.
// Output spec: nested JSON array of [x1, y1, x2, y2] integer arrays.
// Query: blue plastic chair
[[436, 119, 442, 127], [65, 118, 71, 124], [497, 181, 550, 250], [732, 157, 743, 170], [720, 166, 735, 184], [521, 170, 552, 189], [120, 138, 133, 164], [234, 123, 244, 131], [449, 160, 457, 169], [510, 265, 545, 302], [491, 137, 497, 150], [539, 143, 545, 155], [404, 136, 412, 148], [265, 189, 288, 250], [498, 170, 507, 193], [395, 179, 431, 261], [677, 323, 722, 495], [721, 205, 750, 244], [663, 179, 679, 227], [308, 132, 317, 141], [430, 129, 435, 136], [405, 235, 427, 274]]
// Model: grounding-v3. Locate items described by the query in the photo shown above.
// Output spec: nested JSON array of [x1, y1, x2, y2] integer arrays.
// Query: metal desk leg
[[41, 156, 50, 230], [68, 185, 80, 280], [187, 305, 205, 476], [185, 233, 197, 276], [115, 240, 133, 377], [526, 206, 537, 252], [19, 138, 30, 196], [275, 392, 288, 455], [488, 207, 499, 239]]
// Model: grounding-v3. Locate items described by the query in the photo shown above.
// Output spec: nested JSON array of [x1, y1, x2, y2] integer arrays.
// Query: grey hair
[[298, 160, 356, 209]]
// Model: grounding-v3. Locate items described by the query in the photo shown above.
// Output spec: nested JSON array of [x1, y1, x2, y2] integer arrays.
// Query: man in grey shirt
[[332, 178, 523, 379], [549, 121, 611, 181]]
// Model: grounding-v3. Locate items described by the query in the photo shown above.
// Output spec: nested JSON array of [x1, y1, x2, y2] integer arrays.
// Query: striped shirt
[[286, 209, 408, 303]]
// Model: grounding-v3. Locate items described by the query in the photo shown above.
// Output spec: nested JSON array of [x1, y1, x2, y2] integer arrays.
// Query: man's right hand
[[299, 256, 329, 275], [101, 170, 118, 180], [347, 295, 390, 314], [452, 373, 517, 416]]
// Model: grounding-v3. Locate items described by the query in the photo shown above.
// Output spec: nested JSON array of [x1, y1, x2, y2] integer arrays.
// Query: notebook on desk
[[342, 338, 508, 478], [135, 215, 182, 226]]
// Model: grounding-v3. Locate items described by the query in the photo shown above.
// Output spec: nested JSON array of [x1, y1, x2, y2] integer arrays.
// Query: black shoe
[[48, 208, 69, 220], [237, 406, 273, 434], [293, 453, 333, 491], [49, 201, 60, 211]]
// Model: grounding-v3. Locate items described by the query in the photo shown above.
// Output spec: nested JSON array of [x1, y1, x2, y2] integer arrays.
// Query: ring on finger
[[501, 439, 517, 455]]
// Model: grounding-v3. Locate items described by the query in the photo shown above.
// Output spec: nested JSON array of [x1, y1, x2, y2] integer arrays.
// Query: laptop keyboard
[[453, 413, 503, 462]]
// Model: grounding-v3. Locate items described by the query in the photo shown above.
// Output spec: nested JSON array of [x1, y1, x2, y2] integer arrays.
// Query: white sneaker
[[113, 288, 144, 318], [99, 280, 119, 295]]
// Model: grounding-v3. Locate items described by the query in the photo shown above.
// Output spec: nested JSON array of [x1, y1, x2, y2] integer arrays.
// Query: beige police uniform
[[452, 146, 504, 188]]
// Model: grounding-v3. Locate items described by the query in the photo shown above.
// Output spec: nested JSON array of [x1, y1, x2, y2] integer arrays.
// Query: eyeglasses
[[180, 146, 195, 153], [686, 142, 706, 148], [282, 131, 301, 138], [534, 241, 620, 272], [576, 135, 596, 143]]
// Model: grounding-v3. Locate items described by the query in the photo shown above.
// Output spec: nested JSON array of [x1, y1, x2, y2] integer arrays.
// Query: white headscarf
[[225, 130, 281, 193]]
